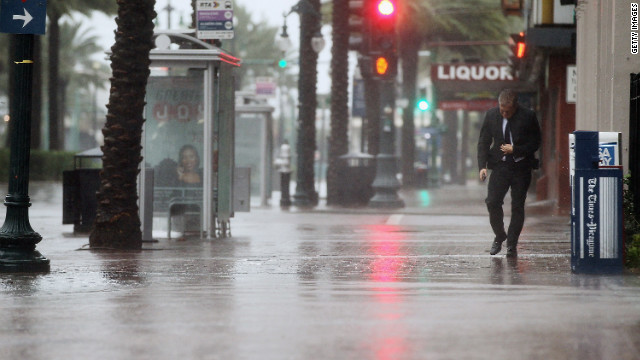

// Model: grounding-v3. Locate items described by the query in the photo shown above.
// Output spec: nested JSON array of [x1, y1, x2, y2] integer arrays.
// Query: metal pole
[[0, 34, 49, 272], [368, 79, 404, 208]]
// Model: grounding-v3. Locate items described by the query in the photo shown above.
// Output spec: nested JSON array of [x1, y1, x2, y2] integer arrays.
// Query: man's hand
[[500, 144, 513, 154], [479, 168, 488, 182]]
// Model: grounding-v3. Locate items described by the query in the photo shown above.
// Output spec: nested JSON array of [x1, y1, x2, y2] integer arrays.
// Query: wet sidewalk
[[1, 182, 639, 360]]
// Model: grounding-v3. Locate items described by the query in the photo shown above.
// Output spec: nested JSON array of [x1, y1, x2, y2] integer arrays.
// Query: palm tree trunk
[[293, 0, 321, 207], [191, 0, 196, 28], [326, 0, 349, 205], [89, 0, 156, 250]]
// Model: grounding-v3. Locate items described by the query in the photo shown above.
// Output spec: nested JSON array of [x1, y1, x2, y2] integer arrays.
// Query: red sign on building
[[431, 64, 515, 82]]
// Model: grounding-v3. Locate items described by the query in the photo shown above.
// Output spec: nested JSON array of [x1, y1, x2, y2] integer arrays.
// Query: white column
[[575, 0, 599, 130], [611, 1, 639, 170]]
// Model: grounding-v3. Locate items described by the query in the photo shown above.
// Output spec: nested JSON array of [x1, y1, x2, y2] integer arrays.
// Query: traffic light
[[417, 99, 429, 111], [417, 87, 429, 111], [369, 0, 398, 79], [348, 0, 368, 53], [373, 54, 397, 77], [278, 59, 288, 68], [369, 0, 397, 53], [508, 32, 526, 75], [511, 32, 526, 59]]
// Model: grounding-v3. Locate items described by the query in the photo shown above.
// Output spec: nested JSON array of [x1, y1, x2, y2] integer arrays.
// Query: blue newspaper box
[[570, 131, 624, 274]]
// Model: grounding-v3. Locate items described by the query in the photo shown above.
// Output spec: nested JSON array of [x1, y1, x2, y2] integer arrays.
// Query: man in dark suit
[[477, 89, 541, 257]]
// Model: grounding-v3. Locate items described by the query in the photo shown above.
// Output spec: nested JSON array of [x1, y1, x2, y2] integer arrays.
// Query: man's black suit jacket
[[477, 105, 541, 171]]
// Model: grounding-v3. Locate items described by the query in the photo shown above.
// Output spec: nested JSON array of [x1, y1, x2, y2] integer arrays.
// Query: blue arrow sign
[[0, 0, 47, 35]]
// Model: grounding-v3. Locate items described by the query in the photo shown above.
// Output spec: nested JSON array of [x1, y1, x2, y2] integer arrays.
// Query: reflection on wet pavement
[[0, 183, 638, 359]]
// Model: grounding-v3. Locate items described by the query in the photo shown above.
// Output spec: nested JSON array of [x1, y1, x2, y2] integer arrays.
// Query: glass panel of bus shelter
[[144, 67, 205, 235], [235, 112, 269, 204]]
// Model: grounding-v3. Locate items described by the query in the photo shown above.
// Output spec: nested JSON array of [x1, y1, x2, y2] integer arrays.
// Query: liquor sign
[[0, 0, 47, 35], [196, 0, 234, 40], [432, 64, 515, 82]]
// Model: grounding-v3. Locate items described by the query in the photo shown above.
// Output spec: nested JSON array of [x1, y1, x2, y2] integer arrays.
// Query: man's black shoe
[[490, 240, 502, 255], [506, 248, 517, 257]]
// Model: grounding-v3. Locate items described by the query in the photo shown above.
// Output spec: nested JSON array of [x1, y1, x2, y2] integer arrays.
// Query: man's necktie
[[504, 120, 512, 144], [504, 120, 514, 162]]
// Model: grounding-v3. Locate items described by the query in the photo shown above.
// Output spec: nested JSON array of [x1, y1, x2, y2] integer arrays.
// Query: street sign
[[255, 77, 276, 97], [196, 0, 234, 40], [351, 77, 365, 118], [0, 0, 47, 35]]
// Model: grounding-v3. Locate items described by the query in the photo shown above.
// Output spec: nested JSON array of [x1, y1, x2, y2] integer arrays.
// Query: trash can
[[570, 131, 624, 274], [414, 162, 429, 188], [338, 152, 376, 206], [62, 148, 102, 234]]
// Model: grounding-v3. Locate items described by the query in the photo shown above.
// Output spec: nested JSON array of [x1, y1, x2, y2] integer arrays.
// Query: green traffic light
[[278, 59, 287, 68], [417, 99, 429, 111]]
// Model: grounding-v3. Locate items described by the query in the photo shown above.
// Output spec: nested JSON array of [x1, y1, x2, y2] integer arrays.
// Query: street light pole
[[0, 34, 49, 272], [368, 79, 404, 208]]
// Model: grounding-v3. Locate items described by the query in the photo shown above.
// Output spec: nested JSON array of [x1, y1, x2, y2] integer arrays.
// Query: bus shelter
[[139, 31, 241, 239], [235, 95, 275, 207]]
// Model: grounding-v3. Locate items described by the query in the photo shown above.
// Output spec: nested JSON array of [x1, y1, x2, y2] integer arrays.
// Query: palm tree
[[58, 22, 109, 141], [326, 0, 349, 205], [398, 0, 511, 186], [89, 0, 156, 250], [293, 0, 322, 207], [224, 4, 281, 89], [47, 0, 117, 150]]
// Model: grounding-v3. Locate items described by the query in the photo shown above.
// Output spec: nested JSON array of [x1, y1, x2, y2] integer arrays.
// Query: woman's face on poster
[[181, 148, 198, 172]]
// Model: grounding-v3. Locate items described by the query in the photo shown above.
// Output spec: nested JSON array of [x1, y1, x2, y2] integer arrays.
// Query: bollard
[[280, 171, 292, 207], [275, 142, 292, 208]]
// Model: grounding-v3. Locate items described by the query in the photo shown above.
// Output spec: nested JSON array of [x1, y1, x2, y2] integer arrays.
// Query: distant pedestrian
[[274, 140, 292, 173], [477, 89, 541, 257]]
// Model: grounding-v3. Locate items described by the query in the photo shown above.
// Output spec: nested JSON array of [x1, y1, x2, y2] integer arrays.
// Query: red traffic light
[[516, 41, 526, 58], [376, 0, 395, 16], [369, 0, 398, 54], [510, 32, 526, 59]]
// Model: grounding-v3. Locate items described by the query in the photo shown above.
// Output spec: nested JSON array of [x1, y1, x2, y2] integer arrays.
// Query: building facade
[[508, 0, 576, 214]]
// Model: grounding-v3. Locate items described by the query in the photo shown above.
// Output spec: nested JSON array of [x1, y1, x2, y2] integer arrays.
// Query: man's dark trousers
[[486, 158, 531, 249]]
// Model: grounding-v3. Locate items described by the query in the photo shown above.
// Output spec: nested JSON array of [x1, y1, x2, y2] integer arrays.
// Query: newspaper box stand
[[139, 31, 240, 239], [570, 131, 624, 274]]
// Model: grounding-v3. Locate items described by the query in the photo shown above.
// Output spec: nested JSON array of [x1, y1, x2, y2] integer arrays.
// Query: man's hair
[[498, 89, 518, 106]]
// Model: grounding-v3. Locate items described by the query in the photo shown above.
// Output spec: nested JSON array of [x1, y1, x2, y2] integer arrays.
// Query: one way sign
[[0, 0, 47, 35]]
